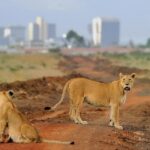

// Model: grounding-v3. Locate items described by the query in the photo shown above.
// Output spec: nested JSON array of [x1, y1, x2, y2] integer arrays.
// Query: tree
[[66, 30, 85, 47], [66, 30, 78, 41], [146, 38, 150, 47]]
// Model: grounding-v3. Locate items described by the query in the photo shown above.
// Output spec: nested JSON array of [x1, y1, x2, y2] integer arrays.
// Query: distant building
[[92, 17, 120, 47], [47, 23, 56, 39], [27, 22, 40, 42], [27, 17, 56, 47], [0, 27, 8, 46], [4, 26, 26, 45], [0, 27, 4, 38], [35, 16, 48, 42]]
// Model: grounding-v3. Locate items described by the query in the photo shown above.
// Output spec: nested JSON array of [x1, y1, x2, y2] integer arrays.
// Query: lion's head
[[119, 73, 136, 91], [0, 90, 14, 102]]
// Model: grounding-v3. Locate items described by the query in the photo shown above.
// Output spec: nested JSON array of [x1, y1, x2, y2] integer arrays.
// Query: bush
[[48, 48, 61, 53]]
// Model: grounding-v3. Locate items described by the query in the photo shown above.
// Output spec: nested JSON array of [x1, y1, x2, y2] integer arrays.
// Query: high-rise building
[[0, 27, 4, 38], [27, 17, 56, 46], [47, 23, 56, 39], [27, 22, 40, 42], [4, 26, 26, 45], [0, 27, 8, 46], [92, 17, 120, 47], [35, 16, 48, 42]]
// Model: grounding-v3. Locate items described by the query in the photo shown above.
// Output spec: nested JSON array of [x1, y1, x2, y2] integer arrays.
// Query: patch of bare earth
[[0, 55, 149, 150]]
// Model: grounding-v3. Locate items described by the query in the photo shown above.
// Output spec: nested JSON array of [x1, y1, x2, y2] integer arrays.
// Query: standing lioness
[[51, 73, 136, 130]]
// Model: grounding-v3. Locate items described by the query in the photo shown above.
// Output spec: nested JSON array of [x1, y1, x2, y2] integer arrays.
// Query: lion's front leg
[[109, 104, 123, 130], [4, 135, 11, 143], [0, 120, 7, 143]]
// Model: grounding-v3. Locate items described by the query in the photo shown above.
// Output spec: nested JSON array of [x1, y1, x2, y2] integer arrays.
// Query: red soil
[[0, 55, 149, 150]]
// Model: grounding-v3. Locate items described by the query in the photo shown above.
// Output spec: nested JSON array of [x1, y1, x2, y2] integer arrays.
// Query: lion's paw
[[115, 125, 123, 130], [81, 121, 88, 125]]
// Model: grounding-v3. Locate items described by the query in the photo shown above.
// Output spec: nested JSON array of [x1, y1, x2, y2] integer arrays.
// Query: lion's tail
[[51, 80, 70, 111], [40, 138, 74, 145]]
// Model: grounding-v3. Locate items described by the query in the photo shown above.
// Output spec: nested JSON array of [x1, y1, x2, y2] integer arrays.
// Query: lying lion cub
[[51, 73, 136, 130], [0, 90, 74, 144]]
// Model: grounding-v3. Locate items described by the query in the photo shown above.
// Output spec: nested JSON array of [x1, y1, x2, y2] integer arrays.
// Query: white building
[[92, 17, 120, 47], [27, 22, 40, 42], [0, 27, 9, 46], [27, 17, 56, 47], [4, 26, 26, 45], [35, 16, 48, 42]]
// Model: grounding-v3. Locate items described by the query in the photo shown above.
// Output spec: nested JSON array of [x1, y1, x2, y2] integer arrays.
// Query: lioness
[[51, 73, 136, 130], [0, 90, 74, 144]]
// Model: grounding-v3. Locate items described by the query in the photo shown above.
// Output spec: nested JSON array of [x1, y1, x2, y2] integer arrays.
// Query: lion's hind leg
[[70, 108, 79, 124], [69, 101, 79, 124], [20, 124, 39, 143], [76, 106, 88, 125], [69, 97, 88, 125], [69, 103, 76, 121]]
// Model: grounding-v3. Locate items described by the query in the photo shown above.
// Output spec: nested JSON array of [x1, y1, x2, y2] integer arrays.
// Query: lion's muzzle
[[124, 87, 131, 91]]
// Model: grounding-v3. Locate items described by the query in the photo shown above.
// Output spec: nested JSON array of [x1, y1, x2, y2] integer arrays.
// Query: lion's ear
[[119, 73, 123, 78], [131, 73, 136, 79], [8, 90, 14, 97]]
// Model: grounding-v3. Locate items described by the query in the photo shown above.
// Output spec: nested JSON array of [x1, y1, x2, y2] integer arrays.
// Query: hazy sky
[[0, 0, 150, 44]]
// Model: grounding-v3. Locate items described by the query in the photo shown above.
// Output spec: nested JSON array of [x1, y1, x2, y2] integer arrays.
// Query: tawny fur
[[52, 73, 136, 130], [0, 90, 74, 144]]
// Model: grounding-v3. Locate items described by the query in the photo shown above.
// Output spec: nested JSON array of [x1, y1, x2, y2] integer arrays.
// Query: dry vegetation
[[0, 51, 149, 150], [102, 52, 150, 73], [0, 53, 65, 83]]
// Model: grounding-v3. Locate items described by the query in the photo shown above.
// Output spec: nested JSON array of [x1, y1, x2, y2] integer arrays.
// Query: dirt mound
[[0, 74, 86, 116], [60, 56, 147, 81]]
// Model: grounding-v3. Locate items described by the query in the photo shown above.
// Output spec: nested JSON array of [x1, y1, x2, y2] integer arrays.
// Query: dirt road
[[0, 75, 149, 150]]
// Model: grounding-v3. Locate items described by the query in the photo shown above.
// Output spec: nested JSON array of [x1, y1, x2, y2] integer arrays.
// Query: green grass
[[0, 51, 149, 83], [0, 53, 65, 83], [102, 51, 150, 70]]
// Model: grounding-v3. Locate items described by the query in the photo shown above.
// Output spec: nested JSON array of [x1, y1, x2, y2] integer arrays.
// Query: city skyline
[[27, 17, 56, 46], [0, 0, 150, 44], [0, 17, 57, 47]]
